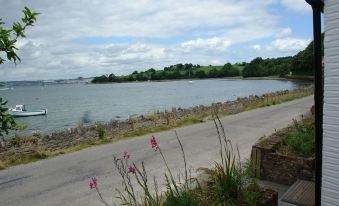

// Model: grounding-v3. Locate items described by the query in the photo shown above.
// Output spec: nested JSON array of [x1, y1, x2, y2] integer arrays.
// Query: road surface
[[0, 96, 313, 206]]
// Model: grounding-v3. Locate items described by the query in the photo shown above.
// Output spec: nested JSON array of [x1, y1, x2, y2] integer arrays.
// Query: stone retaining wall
[[0, 87, 312, 161], [251, 127, 315, 185]]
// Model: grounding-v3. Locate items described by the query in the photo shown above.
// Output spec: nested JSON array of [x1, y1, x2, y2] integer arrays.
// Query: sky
[[0, 0, 314, 81]]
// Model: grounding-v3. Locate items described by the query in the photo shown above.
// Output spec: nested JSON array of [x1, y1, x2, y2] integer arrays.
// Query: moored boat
[[9, 105, 47, 117]]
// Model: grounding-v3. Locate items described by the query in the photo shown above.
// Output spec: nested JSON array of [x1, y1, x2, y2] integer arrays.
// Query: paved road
[[0, 96, 313, 206]]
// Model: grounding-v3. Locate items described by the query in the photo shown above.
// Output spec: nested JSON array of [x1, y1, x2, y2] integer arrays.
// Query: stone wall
[[251, 128, 315, 185], [0, 87, 313, 161]]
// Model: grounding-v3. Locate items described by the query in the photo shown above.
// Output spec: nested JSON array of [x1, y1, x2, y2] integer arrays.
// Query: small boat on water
[[9, 105, 47, 117], [188, 68, 193, 84]]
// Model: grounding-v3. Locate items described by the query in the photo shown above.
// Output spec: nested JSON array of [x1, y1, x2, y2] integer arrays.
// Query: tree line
[[92, 63, 241, 83], [243, 34, 324, 77], [92, 35, 323, 83]]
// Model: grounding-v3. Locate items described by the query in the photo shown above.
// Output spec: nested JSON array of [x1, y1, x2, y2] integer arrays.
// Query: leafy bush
[[276, 117, 315, 158], [96, 125, 106, 139], [10, 136, 20, 146], [0, 98, 16, 137], [285, 119, 315, 158], [211, 160, 241, 204], [241, 184, 261, 206], [164, 191, 199, 206], [0, 7, 38, 137]]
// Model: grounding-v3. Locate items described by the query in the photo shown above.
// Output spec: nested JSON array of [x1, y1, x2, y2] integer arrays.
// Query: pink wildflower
[[89, 177, 97, 189], [122, 151, 130, 159], [128, 166, 136, 174], [150, 135, 158, 151]]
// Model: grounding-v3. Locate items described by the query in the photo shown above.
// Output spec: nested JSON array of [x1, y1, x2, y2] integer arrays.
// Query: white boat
[[188, 68, 193, 84], [0, 87, 10, 91], [9, 105, 47, 117]]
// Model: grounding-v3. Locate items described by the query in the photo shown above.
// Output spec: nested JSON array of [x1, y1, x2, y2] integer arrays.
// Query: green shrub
[[285, 119, 315, 158], [96, 125, 105, 139], [10, 137, 20, 146], [242, 186, 260, 206], [209, 114, 243, 205], [0, 160, 5, 170], [31, 150, 48, 159], [164, 191, 199, 206], [211, 163, 239, 204]]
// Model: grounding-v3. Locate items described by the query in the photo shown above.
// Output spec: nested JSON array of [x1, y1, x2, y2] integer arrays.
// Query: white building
[[322, 0, 339, 205]]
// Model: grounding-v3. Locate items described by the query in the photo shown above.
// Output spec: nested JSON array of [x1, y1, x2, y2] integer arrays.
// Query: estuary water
[[0, 79, 308, 134]]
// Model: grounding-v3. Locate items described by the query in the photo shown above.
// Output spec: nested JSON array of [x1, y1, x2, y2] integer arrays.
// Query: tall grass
[[280, 117, 315, 158], [208, 112, 260, 205]]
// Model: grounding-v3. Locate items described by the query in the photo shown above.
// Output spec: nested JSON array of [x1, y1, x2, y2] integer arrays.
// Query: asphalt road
[[0, 96, 313, 206]]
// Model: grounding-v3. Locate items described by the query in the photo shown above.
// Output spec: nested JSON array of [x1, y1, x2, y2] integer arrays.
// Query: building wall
[[322, 0, 339, 205]]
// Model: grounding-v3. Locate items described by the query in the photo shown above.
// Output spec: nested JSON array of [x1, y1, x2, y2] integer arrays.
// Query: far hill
[[92, 63, 243, 83], [92, 34, 323, 83]]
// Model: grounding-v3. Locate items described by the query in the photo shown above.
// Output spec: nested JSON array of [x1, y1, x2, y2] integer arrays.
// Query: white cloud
[[0, 0, 279, 41], [266, 38, 310, 52], [0, 0, 311, 80], [181, 37, 231, 51], [245, 37, 311, 61], [280, 0, 311, 12], [276, 27, 292, 37], [252, 45, 262, 51]]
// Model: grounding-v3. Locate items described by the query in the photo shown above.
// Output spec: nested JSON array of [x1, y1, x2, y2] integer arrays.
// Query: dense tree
[[135, 72, 148, 81], [0, 7, 39, 136], [291, 34, 324, 75], [92, 75, 109, 83], [242, 35, 323, 77], [207, 68, 221, 78], [242, 56, 294, 77], [194, 70, 207, 78], [147, 68, 156, 73], [222, 63, 240, 77], [242, 57, 265, 77]]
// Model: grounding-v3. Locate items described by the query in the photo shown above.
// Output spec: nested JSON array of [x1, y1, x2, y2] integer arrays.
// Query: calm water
[[0, 79, 308, 134]]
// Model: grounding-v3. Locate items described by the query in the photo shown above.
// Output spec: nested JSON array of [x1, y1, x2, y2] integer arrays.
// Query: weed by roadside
[[96, 125, 106, 139], [277, 116, 315, 158]]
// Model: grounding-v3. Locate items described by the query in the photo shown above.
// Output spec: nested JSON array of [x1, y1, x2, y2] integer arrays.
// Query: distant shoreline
[[1, 76, 313, 87], [91, 76, 314, 84]]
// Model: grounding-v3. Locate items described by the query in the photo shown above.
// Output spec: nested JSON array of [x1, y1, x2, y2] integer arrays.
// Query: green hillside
[[243, 33, 324, 77], [92, 63, 243, 83], [92, 34, 323, 83]]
